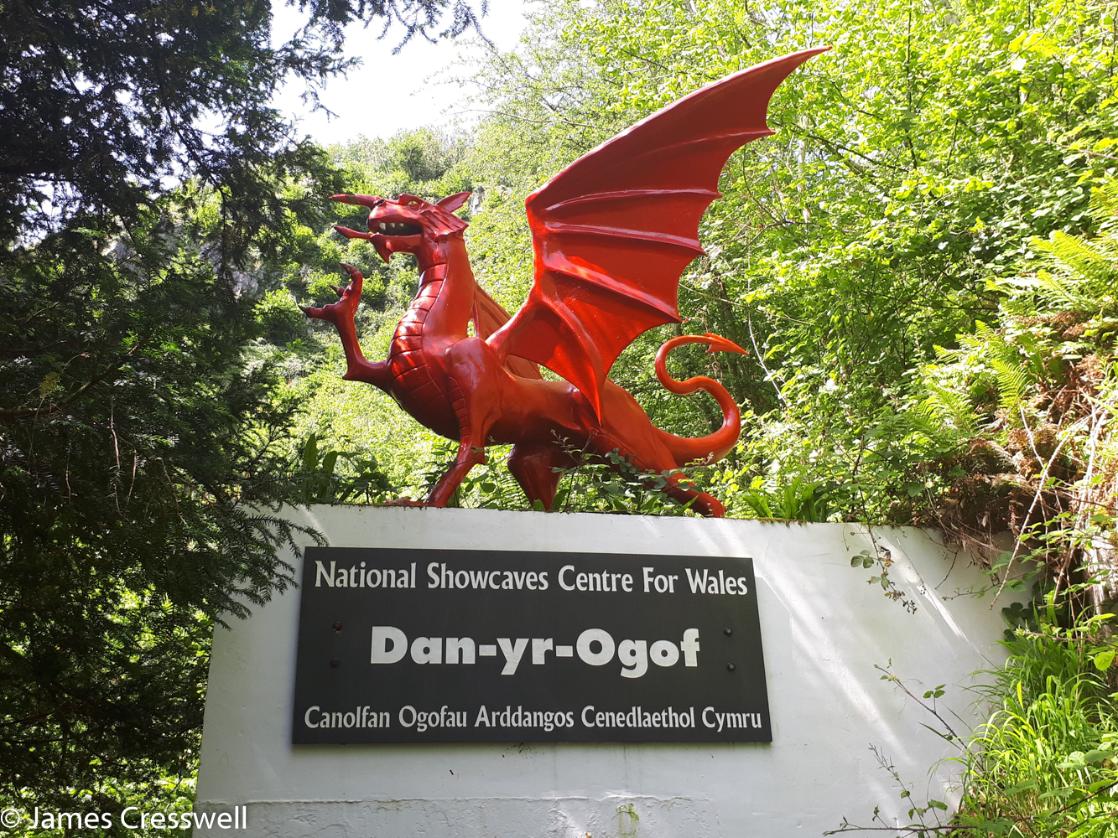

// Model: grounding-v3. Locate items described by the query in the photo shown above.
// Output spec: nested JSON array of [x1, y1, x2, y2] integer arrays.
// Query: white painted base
[[196, 507, 1011, 837]]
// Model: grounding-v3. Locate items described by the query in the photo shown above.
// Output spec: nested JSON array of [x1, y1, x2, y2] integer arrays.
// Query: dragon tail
[[654, 334, 745, 467]]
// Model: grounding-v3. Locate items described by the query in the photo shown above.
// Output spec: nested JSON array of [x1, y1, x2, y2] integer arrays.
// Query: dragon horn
[[334, 225, 374, 240], [437, 191, 472, 212], [330, 193, 383, 207]]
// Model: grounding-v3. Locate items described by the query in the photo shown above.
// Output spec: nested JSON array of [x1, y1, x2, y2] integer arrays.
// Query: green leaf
[[321, 451, 340, 481], [302, 433, 319, 473], [1092, 650, 1116, 672]]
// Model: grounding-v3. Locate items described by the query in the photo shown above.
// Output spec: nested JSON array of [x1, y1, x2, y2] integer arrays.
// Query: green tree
[[0, 0, 483, 821], [0, 203, 310, 820], [0, 0, 485, 241]]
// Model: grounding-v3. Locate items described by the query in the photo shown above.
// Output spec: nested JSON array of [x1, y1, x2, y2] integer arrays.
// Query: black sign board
[[292, 547, 770, 744]]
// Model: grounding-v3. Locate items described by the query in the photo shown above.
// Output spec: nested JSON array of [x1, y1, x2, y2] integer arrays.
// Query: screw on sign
[[304, 50, 827, 516]]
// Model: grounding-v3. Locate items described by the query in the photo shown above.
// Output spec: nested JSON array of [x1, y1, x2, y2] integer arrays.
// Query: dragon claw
[[330, 264, 364, 312], [301, 265, 365, 322]]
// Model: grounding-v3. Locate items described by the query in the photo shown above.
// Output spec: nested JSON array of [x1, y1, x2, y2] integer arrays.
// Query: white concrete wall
[[196, 507, 1012, 837]]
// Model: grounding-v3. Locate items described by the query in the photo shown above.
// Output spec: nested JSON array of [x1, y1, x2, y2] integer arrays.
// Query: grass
[[952, 599, 1118, 837]]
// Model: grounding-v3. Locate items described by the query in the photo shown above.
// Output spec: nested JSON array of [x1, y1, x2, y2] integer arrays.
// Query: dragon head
[[330, 191, 471, 262]]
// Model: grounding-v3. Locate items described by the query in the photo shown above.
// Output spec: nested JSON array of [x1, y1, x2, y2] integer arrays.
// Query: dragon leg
[[426, 339, 499, 508], [301, 264, 391, 390], [508, 443, 575, 510], [427, 440, 487, 508]]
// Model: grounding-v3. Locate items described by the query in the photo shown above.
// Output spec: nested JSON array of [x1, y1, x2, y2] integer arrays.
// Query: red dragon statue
[[303, 49, 825, 516]]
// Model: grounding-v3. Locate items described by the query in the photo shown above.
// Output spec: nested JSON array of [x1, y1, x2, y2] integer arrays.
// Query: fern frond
[[919, 380, 979, 438], [990, 356, 1030, 413], [1036, 231, 1112, 285], [902, 403, 946, 439], [1089, 180, 1118, 229]]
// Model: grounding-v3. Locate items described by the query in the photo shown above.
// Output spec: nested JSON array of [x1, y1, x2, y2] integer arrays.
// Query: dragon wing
[[472, 285, 542, 380], [489, 48, 826, 417]]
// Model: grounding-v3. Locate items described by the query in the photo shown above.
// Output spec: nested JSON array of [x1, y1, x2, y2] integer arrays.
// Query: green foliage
[[330, 129, 469, 188], [0, 203, 316, 821], [292, 432, 391, 504], [548, 450, 699, 516], [889, 181, 1118, 590], [255, 288, 308, 344], [953, 598, 1118, 836], [0, 0, 484, 242], [0, 0, 485, 822], [732, 475, 835, 522], [437, 0, 1112, 524]]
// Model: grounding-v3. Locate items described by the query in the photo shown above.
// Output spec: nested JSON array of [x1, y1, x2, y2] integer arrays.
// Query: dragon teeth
[[377, 222, 416, 235]]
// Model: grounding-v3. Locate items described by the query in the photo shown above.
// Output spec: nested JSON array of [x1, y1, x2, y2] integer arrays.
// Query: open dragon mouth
[[376, 221, 423, 236]]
